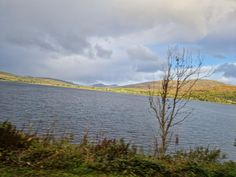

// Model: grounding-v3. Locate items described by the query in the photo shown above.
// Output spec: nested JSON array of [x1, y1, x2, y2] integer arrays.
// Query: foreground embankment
[[0, 121, 236, 177]]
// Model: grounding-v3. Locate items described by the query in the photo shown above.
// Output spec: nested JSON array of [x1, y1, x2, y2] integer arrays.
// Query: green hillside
[[0, 71, 115, 92], [0, 71, 79, 88]]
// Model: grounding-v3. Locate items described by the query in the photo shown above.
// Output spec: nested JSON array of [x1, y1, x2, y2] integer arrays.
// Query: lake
[[0, 81, 236, 160]]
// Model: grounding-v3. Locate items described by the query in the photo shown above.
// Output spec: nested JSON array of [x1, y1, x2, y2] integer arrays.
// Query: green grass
[[1, 121, 236, 177], [107, 87, 236, 104], [0, 71, 81, 88]]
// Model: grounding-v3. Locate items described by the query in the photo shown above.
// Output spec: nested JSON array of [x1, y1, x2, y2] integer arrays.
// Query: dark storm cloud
[[6, 35, 59, 53], [215, 63, 236, 78], [198, 34, 236, 55]]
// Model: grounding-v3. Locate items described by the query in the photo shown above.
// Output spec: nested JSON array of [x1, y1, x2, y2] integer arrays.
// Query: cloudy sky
[[0, 0, 236, 85]]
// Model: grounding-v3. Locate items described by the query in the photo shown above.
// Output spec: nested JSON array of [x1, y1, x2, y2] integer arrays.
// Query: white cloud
[[95, 45, 113, 59], [127, 45, 157, 61], [0, 0, 236, 84]]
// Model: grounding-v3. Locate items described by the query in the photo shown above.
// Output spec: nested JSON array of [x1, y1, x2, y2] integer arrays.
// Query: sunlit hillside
[[121, 80, 236, 104], [0, 71, 79, 88], [123, 79, 236, 91]]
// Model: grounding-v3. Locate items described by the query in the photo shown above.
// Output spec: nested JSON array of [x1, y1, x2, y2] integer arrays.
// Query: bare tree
[[149, 47, 205, 157]]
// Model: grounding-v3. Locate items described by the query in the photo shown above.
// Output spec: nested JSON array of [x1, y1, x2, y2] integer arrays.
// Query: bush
[[173, 147, 222, 163], [20, 143, 83, 169], [92, 138, 136, 160], [83, 138, 137, 172], [0, 121, 34, 151]]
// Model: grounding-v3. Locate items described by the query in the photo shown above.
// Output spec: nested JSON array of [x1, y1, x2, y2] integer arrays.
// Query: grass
[[1, 71, 236, 104], [0, 71, 80, 88], [0, 166, 124, 177], [107, 87, 236, 104], [1, 121, 236, 177]]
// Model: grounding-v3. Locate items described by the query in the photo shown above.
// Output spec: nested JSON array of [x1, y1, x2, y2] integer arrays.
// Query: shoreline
[[1, 80, 236, 105]]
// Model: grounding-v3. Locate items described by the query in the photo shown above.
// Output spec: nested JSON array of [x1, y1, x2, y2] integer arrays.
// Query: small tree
[[149, 47, 204, 157]]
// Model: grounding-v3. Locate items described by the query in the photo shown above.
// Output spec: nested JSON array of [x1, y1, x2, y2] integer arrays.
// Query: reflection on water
[[0, 81, 236, 160]]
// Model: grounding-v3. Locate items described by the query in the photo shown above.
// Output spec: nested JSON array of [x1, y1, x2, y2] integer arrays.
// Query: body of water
[[0, 81, 236, 160]]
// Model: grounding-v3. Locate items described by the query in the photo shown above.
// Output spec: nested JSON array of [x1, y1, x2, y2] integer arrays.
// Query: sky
[[0, 0, 236, 85]]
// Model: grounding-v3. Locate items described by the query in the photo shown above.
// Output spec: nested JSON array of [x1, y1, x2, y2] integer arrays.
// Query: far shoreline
[[1, 80, 236, 106]]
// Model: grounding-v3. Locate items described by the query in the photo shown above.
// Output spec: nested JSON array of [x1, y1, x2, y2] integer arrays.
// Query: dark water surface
[[0, 82, 236, 160]]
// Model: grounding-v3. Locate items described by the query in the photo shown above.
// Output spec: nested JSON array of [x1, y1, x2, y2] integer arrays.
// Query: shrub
[[173, 147, 222, 163], [0, 121, 34, 151], [20, 143, 83, 169], [91, 138, 136, 160]]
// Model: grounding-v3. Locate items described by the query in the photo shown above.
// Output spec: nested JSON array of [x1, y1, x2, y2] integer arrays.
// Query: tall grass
[[0, 121, 236, 177]]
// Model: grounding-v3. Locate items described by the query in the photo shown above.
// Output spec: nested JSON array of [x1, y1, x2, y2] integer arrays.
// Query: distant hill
[[120, 79, 236, 104], [0, 71, 79, 88], [92, 83, 118, 87], [122, 79, 236, 92]]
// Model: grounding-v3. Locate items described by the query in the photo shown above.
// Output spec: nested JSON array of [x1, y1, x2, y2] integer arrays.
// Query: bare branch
[[148, 47, 208, 157]]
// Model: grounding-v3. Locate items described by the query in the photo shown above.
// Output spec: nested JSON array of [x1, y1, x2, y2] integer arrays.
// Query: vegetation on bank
[[1, 71, 236, 105], [109, 88, 236, 105], [1, 121, 236, 177], [0, 71, 80, 88]]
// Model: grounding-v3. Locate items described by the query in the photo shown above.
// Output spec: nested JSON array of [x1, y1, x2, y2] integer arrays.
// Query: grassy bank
[[1, 71, 236, 104], [1, 121, 236, 177], [107, 87, 236, 104]]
